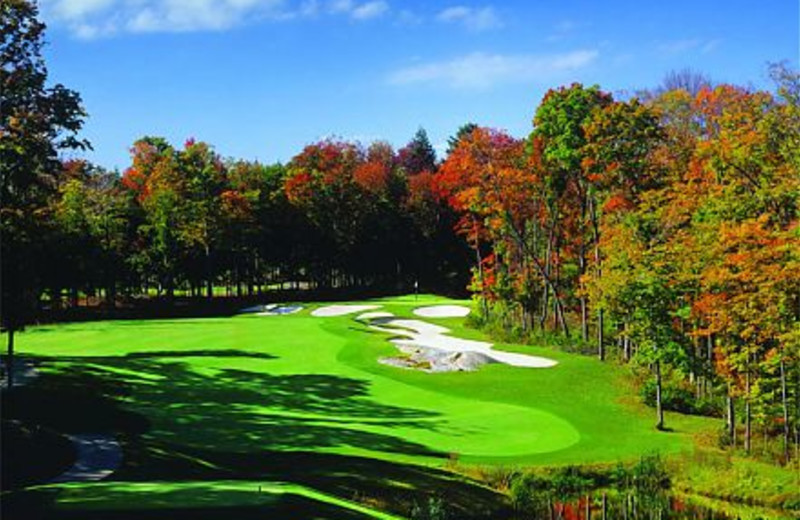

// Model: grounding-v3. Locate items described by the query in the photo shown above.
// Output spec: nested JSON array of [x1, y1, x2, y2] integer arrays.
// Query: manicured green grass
[[3, 294, 718, 517]]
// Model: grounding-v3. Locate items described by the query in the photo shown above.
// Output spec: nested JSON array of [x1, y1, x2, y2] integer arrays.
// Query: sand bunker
[[311, 304, 381, 317], [240, 304, 275, 314], [413, 305, 471, 318], [381, 348, 498, 372], [258, 305, 303, 316], [356, 311, 395, 321], [367, 317, 557, 369], [241, 304, 303, 316]]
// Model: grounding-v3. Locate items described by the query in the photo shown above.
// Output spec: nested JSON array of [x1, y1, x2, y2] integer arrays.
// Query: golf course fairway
[[2, 294, 717, 518]]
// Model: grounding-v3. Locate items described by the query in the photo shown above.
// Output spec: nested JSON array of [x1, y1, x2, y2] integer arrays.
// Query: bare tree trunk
[[597, 309, 605, 361], [601, 493, 607, 520], [540, 225, 554, 330], [780, 355, 790, 461], [727, 390, 736, 447], [655, 360, 664, 430], [623, 320, 631, 362], [474, 242, 488, 320], [205, 245, 213, 299], [590, 198, 604, 360], [745, 368, 752, 453], [579, 259, 588, 341]]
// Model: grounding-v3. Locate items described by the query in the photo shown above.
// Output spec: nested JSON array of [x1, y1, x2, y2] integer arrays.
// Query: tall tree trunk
[[623, 320, 631, 362], [579, 244, 588, 341], [590, 197, 604, 360], [727, 390, 736, 447], [580, 289, 588, 343], [601, 492, 607, 520], [5, 327, 15, 389], [205, 245, 213, 299], [474, 239, 488, 320], [655, 360, 664, 430], [597, 309, 605, 361], [745, 367, 752, 453], [780, 355, 790, 461], [539, 226, 554, 330], [105, 259, 116, 311]]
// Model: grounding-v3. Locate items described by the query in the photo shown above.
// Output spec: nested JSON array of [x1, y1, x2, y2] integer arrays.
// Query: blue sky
[[39, 0, 799, 171]]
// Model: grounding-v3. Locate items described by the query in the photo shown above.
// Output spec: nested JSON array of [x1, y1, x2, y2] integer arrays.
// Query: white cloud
[[396, 9, 422, 25], [328, 0, 353, 13], [657, 38, 721, 56], [437, 5, 501, 32], [40, 0, 388, 37], [50, 0, 115, 19], [325, 0, 387, 20], [545, 19, 585, 42], [388, 50, 599, 90], [700, 39, 722, 54], [351, 1, 388, 20], [658, 38, 701, 55]]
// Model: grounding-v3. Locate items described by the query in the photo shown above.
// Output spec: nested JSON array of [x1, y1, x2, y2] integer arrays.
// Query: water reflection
[[511, 493, 790, 520]]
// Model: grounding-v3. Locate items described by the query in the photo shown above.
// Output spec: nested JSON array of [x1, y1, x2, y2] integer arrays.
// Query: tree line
[[436, 70, 799, 460], [2, 0, 798, 462], [49, 129, 468, 308]]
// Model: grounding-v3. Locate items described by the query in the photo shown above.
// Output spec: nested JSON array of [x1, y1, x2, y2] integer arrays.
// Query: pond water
[[510, 493, 794, 520]]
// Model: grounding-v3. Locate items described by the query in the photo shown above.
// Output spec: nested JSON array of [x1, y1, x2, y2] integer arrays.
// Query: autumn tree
[[532, 84, 612, 344], [582, 98, 664, 359], [122, 137, 184, 299], [446, 122, 479, 156]]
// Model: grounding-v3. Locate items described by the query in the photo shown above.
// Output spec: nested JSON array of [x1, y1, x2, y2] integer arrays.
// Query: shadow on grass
[[119, 443, 512, 519], [4, 355, 441, 453], [121, 350, 280, 361], [0, 421, 77, 488], [2, 354, 513, 519], [2, 487, 384, 520]]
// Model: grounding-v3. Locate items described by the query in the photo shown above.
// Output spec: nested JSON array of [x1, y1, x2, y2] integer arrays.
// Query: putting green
[[9, 294, 714, 468]]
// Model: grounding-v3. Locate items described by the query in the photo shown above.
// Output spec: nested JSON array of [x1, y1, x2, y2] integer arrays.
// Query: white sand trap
[[356, 311, 395, 321], [311, 304, 381, 317], [369, 317, 557, 369], [240, 304, 277, 314], [257, 305, 303, 316], [413, 305, 471, 318]]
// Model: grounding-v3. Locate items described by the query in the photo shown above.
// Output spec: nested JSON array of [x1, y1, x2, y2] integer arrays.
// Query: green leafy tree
[[1, 0, 88, 387], [533, 84, 612, 344], [399, 127, 437, 176], [446, 122, 478, 156]]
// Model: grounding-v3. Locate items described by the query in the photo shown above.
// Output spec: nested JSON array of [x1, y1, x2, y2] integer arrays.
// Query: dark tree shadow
[[2, 355, 515, 519]]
